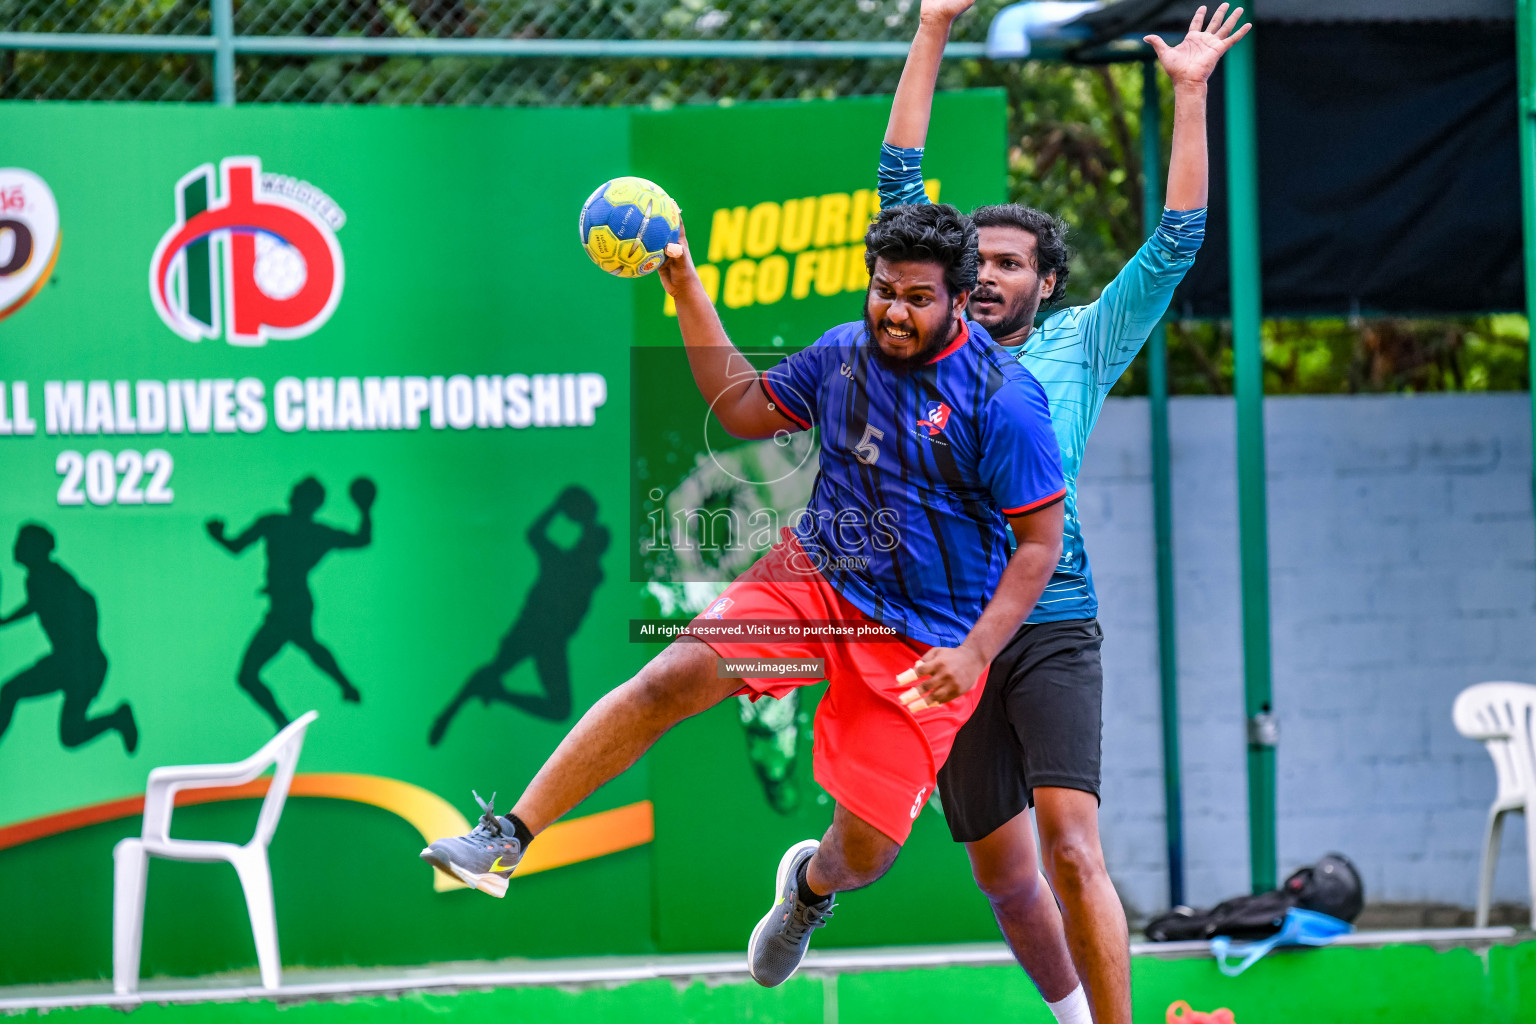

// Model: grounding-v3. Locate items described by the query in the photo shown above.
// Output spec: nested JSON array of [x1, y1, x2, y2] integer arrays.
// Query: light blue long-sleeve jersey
[[878, 142, 1205, 622]]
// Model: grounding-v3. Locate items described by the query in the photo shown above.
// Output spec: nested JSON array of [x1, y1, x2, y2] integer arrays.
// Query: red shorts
[[684, 534, 987, 843]]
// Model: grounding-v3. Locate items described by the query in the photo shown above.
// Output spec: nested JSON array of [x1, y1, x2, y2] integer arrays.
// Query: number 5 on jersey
[[854, 425, 884, 466]]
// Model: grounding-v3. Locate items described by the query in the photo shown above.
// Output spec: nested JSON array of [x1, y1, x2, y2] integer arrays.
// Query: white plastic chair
[[1452, 682, 1536, 929], [112, 710, 318, 994]]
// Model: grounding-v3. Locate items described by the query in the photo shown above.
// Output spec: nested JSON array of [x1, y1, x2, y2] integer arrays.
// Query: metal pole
[[1223, 28, 1276, 893], [1142, 58, 1185, 910], [0, 33, 218, 53], [211, 0, 235, 106], [0, 31, 986, 60], [1519, 0, 1536, 517]]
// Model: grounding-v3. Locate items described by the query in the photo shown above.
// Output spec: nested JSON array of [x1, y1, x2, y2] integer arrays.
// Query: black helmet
[[1286, 852, 1364, 923]]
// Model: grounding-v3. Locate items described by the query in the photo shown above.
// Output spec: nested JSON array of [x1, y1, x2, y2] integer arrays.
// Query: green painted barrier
[[6, 942, 1534, 1022]]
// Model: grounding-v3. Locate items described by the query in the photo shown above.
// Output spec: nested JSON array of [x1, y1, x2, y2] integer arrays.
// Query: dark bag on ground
[[1145, 853, 1364, 942]]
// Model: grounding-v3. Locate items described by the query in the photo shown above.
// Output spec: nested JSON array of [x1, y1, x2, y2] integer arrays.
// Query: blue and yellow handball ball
[[578, 176, 682, 278]]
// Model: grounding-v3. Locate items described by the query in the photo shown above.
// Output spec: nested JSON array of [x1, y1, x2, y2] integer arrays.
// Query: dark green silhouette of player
[[208, 476, 375, 730], [0, 524, 137, 754], [429, 486, 608, 746]]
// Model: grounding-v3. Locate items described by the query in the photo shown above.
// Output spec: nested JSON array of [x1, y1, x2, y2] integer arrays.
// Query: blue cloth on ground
[[1210, 908, 1353, 976]]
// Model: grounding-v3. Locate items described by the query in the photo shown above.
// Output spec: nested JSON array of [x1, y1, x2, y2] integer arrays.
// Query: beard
[[968, 288, 1035, 341], [863, 310, 953, 375]]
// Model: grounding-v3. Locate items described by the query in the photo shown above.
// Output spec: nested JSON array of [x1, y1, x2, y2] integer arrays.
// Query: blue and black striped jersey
[[762, 319, 1065, 648]]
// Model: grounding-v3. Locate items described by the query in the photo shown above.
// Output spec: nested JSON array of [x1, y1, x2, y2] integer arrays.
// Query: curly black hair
[[863, 203, 979, 300], [971, 204, 1072, 308]]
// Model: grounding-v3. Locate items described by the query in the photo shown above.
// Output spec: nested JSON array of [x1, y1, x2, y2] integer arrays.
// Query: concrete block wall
[[1079, 393, 1536, 921]]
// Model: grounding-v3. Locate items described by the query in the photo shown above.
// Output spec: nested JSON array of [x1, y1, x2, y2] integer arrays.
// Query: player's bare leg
[[509, 638, 739, 832], [807, 803, 900, 893], [1036, 787, 1131, 1024], [236, 618, 291, 729], [965, 809, 1082, 1005], [422, 637, 741, 895], [749, 803, 901, 987]]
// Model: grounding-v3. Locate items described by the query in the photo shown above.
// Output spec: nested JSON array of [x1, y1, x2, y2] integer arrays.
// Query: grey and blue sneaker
[[419, 791, 524, 898], [747, 839, 835, 986]]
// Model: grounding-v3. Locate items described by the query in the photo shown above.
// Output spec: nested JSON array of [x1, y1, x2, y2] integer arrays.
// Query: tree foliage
[[6, 0, 1528, 394]]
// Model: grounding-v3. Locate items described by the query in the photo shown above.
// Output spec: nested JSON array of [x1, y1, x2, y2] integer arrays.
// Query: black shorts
[[937, 617, 1103, 843]]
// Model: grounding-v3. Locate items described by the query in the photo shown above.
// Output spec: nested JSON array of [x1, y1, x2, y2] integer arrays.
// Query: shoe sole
[[420, 847, 510, 899], [747, 838, 821, 987]]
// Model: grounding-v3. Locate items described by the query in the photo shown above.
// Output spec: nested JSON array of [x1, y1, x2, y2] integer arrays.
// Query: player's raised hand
[[1145, 4, 1251, 89], [349, 476, 377, 511], [657, 222, 699, 298], [896, 644, 987, 712], [919, 0, 976, 27], [205, 518, 226, 540]]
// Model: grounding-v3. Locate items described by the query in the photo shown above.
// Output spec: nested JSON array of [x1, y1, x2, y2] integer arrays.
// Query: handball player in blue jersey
[[422, 201, 1068, 986], [874, 4, 1249, 1023]]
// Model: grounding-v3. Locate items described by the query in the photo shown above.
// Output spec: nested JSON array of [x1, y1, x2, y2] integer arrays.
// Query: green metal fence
[[0, 0, 1009, 105]]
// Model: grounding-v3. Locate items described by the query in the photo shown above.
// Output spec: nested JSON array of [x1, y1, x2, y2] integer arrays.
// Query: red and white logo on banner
[[150, 156, 345, 347]]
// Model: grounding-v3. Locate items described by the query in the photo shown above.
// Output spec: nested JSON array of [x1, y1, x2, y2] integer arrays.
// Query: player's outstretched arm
[[1148, 3, 1251, 210], [1068, 7, 1249, 393], [878, 0, 973, 210], [525, 501, 560, 556], [899, 503, 1063, 710], [0, 600, 35, 627], [206, 516, 264, 554], [332, 513, 372, 549], [885, 0, 975, 149], [658, 227, 802, 440], [333, 478, 375, 549]]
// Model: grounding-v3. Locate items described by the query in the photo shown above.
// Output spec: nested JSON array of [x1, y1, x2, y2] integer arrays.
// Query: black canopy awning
[[1062, 1, 1521, 317], [1073, 0, 1510, 35]]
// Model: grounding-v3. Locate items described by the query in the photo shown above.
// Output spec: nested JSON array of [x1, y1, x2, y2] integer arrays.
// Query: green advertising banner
[[0, 91, 1004, 985]]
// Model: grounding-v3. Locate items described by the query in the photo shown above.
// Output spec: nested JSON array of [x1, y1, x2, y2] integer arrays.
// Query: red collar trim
[[927, 321, 970, 364]]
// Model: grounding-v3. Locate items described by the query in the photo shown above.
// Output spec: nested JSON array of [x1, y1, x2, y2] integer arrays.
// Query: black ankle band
[[795, 857, 830, 906], [505, 813, 534, 848]]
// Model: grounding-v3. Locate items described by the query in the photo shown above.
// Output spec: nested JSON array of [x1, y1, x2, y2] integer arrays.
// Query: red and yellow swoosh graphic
[[0, 774, 653, 893]]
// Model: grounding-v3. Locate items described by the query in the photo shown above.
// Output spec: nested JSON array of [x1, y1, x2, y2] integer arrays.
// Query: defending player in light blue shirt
[[877, 3, 1250, 1023], [884, 153, 1204, 622]]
